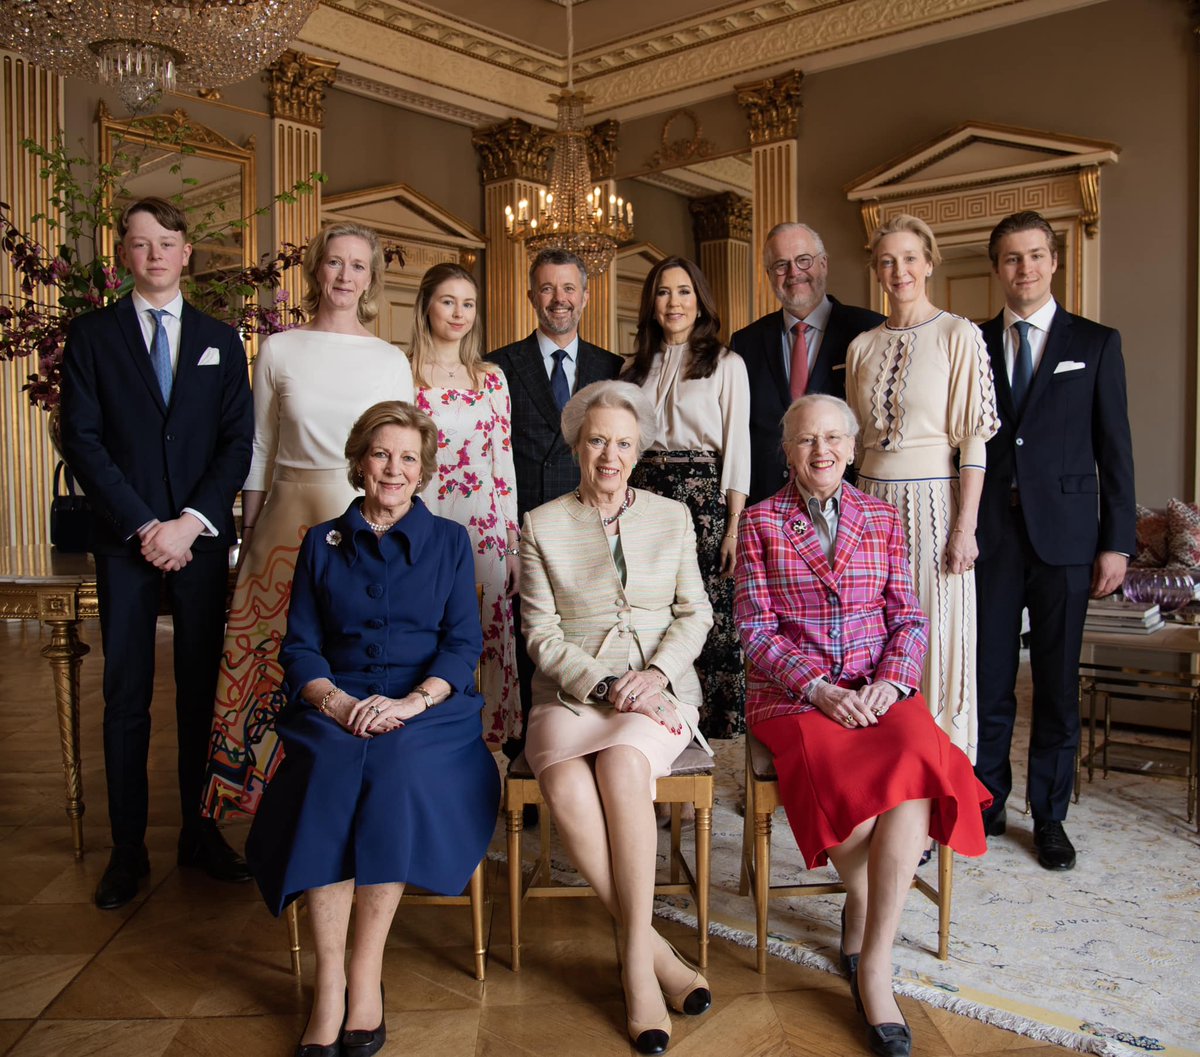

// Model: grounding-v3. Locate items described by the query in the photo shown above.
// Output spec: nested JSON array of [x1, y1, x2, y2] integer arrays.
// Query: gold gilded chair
[[284, 584, 491, 981], [503, 743, 713, 972], [740, 730, 953, 975]]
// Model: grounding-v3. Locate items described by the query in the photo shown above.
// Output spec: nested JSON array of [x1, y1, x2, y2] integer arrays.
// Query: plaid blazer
[[486, 332, 623, 521], [734, 482, 928, 728]]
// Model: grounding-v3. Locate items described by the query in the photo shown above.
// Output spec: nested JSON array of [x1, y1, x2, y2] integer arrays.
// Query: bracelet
[[414, 686, 436, 712], [505, 544, 520, 557], [723, 533, 738, 540], [317, 687, 339, 714], [950, 527, 974, 536]]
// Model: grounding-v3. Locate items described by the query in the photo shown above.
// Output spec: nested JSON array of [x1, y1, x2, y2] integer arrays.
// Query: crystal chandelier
[[0, 0, 321, 114], [504, 0, 633, 275]]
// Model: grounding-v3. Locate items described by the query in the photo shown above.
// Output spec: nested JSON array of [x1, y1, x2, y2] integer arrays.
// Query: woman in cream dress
[[846, 214, 999, 759], [204, 223, 414, 818], [621, 256, 751, 739], [521, 380, 714, 1055]]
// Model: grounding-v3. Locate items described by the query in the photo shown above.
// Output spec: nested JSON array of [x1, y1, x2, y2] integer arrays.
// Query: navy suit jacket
[[486, 331, 622, 521], [60, 295, 254, 554], [731, 297, 883, 505], [976, 304, 1135, 566]]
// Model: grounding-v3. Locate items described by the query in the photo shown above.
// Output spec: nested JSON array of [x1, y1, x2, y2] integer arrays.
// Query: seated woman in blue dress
[[734, 394, 990, 1057], [246, 400, 500, 1057]]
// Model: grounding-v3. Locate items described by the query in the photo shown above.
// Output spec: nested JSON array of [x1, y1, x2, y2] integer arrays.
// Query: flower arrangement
[[0, 121, 324, 410]]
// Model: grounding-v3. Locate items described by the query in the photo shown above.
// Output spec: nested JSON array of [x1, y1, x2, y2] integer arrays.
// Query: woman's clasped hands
[[608, 668, 683, 736], [811, 679, 900, 728], [318, 689, 431, 738]]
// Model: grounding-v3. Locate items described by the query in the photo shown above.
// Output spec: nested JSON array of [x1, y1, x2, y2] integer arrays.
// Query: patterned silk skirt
[[202, 466, 357, 819], [630, 451, 745, 738]]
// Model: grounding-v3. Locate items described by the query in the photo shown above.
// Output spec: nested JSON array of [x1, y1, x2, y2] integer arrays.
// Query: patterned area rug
[[653, 699, 1200, 1057]]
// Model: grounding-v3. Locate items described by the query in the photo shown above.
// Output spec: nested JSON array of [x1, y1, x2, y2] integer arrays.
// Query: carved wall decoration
[[472, 118, 553, 183], [736, 71, 804, 146], [264, 49, 339, 128], [587, 119, 620, 181], [689, 192, 752, 244], [644, 109, 715, 171]]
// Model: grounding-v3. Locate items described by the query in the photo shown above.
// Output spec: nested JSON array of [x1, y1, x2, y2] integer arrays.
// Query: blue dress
[[246, 497, 501, 915]]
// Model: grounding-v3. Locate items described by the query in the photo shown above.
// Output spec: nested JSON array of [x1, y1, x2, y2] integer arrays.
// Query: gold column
[[1, 52, 63, 548], [264, 50, 337, 319], [736, 71, 803, 319], [473, 119, 551, 350], [690, 192, 752, 345]]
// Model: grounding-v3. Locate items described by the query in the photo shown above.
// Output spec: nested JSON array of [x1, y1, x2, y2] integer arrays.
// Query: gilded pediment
[[846, 122, 1120, 201], [321, 184, 485, 249]]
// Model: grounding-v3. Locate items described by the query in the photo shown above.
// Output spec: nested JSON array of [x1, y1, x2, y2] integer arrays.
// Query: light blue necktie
[[147, 307, 174, 403], [550, 348, 570, 411], [1011, 320, 1033, 414]]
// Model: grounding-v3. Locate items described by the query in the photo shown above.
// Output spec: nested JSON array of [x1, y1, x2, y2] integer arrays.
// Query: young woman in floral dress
[[410, 263, 521, 746]]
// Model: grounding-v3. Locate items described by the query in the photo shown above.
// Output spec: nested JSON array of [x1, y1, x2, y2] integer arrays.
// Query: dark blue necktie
[[1011, 320, 1033, 413], [147, 307, 174, 403], [551, 348, 570, 411]]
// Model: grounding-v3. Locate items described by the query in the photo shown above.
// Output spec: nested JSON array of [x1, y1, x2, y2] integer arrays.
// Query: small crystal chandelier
[[505, 0, 633, 275], [1, 0, 320, 115]]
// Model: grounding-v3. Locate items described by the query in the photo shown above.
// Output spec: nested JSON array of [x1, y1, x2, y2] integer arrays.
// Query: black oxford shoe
[[983, 806, 1007, 837], [178, 820, 252, 882], [1033, 820, 1076, 870], [94, 844, 150, 910]]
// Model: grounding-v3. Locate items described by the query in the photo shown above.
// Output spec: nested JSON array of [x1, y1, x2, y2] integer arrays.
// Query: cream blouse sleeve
[[944, 317, 1000, 472], [844, 332, 870, 443], [717, 349, 751, 496], [243, 336, 280, 492]]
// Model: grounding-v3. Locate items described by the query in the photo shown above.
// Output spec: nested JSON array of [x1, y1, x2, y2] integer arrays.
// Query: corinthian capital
[[736, 70, 804, 146], [690, 193, 752, 244], [264, 50, 339, 128], [472, 119, 553, 183]]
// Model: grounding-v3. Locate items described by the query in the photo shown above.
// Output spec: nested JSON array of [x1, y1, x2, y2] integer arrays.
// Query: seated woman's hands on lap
[[609, 668, 682, 736], [811, 680, 900, 728]]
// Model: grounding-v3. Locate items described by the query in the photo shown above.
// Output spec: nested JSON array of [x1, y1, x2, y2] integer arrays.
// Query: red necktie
[[789, 322, 811, 399]]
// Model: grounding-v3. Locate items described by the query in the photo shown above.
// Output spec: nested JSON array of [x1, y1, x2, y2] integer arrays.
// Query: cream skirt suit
[[520, 489, 714, 792]]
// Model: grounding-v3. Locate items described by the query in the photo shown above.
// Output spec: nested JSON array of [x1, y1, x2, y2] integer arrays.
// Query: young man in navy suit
[[486, 249, 622, 761], [974, 211, 1135, 870], [61, 198, 254, 908], [730, 222, 883, 505]]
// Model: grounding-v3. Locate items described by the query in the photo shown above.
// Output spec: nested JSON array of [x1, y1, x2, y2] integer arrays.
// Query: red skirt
[[753, 695, 991, 869]]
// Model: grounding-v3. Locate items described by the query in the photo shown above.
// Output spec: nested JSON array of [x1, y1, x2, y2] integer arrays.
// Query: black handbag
[[50, 461, 94, 553]]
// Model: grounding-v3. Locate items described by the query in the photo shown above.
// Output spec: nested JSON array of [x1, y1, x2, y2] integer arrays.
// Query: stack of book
[[1084, 596, 1165, 634]]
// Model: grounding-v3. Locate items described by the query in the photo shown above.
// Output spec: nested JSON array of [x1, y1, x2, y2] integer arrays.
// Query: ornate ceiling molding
[[298, 0, 1104, 123], [333, 70, 493, 126]]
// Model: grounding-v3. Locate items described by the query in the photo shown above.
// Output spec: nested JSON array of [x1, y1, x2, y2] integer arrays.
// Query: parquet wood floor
[[0, 618, 1074, 1057]]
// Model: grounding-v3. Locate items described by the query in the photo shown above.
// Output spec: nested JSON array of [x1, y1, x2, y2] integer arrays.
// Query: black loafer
[[295, 1044, 340, 1057], [865, 1019, 912, 1057], [838, 906, 860, 979], [94, 844, 150, 910], [983, 805, 1007, 837], [342, 986, 385, 1057], [1033, 820, 1076, 870], [178, 820, 252, 882]]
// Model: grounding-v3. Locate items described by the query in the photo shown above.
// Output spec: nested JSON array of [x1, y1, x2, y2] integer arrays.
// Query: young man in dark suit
[[60, 197, 254, 908], [974, 211, 1135, 870], [730, 222, 883, 505], [486, 248, 623, 757]]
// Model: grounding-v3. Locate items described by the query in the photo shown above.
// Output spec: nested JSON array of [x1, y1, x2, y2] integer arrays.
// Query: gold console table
[[0, 545, 97, 859]]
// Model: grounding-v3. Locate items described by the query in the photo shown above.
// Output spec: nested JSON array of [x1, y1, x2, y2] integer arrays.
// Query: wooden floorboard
[[0, 618, 1076, 1056]]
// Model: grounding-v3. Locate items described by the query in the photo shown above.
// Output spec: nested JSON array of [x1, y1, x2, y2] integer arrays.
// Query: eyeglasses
[[786, 432, 851, 450], [769, 254, 823, 276]]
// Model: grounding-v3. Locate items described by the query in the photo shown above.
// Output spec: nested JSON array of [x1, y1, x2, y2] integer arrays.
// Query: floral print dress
[[416, 368, 520, 746]]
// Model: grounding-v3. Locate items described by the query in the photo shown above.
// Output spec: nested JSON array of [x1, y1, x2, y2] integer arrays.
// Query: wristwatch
[[591, 677, 615, 702]]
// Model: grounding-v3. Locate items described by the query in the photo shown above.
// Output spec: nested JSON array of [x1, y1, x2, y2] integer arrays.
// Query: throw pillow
[[1133, 504, 1168, 567], [1166, 497, 1200, 568]]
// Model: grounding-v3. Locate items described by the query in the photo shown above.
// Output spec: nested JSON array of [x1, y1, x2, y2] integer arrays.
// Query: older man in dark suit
[[61, 197, 254, 908], [731, 222, 883, 505], [974, 211, 1135, 870], [486, 249, 623, 755]]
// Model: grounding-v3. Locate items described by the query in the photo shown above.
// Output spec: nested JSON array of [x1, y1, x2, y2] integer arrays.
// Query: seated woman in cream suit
[[520, 380, 715, 1056]]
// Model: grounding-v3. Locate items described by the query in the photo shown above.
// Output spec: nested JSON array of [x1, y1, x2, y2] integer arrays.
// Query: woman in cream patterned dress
[[411, 262, 521, 747], [205, 222, 413, 818], [846, 214, 999, 759]]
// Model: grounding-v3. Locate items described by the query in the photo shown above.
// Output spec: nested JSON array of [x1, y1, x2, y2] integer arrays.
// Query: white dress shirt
[[536, 330, 580, 392], [1001, 297, 1058, 383]]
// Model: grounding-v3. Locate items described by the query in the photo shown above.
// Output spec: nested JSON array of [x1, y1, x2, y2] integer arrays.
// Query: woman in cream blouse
[[520, 380, 714, 1055], [621, 256, 751, 738]]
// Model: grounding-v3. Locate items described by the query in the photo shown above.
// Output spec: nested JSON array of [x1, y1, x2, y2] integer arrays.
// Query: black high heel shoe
[[341, 984, 386, 1057], [295, 987, 347, 1057], [840, 905, 862, 1015]]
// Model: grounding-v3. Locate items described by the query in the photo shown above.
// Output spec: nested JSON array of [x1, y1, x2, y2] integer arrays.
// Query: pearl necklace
[[577, 487, 633, 526], [363, 516, 393, 534]]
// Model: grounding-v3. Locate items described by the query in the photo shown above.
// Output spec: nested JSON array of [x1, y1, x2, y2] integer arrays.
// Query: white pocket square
[[1054, 360, 1085, 374], [832, 364, 846, 371], [198, 347, 220, 367]]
